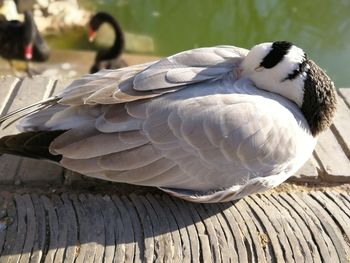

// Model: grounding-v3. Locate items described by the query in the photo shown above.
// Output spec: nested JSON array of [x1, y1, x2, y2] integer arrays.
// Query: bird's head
[[88, 12, 114, 42], [239, 41, 337, 136]]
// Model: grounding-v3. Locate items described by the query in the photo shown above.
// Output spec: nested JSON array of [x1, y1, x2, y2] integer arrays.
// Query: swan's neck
[[23, 11, 35, 45], [96, 17, 125, 61]]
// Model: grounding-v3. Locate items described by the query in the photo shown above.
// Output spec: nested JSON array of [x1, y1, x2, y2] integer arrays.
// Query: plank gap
[[330, 124, 350, 160], [0, 78, 23, 117]]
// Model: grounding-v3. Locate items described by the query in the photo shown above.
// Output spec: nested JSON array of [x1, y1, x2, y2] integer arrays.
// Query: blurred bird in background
[[0, 9, 50, 76], [88, 11, 127, 73]]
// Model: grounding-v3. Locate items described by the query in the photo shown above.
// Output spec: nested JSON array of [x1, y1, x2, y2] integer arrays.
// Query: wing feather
[[102, 158, 176, 185], [98, 144, 161, 170], [50, 127, 148, 159], [133, 46, 247, 91], [95, 104, 142, 133]]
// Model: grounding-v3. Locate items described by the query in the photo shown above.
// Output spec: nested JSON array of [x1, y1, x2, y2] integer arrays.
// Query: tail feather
[[0, 130, 66, 162], [0, 97, 59, 129]]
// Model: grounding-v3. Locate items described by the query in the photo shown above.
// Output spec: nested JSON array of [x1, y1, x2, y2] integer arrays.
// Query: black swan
[[0, 10, 50, 75], [88, 12, 127, 73]]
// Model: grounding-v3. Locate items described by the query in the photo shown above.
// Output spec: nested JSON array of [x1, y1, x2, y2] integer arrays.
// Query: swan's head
[[88, 12, 115, 42], [239, 41, 337, 136]]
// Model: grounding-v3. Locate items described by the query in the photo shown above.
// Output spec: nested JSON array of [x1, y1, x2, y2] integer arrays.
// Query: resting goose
[[0, 41, 337, 203]]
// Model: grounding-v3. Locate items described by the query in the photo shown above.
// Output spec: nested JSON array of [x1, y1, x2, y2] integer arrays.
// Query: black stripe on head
[[260, 41, 293, 69], [283, 53, 308, 81]]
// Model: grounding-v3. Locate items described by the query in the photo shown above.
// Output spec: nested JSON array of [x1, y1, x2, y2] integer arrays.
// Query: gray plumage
[[0, 43, 337, 202]]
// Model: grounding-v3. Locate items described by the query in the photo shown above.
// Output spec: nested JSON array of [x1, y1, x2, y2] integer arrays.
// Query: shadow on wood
[[1, 190, 350, 262]]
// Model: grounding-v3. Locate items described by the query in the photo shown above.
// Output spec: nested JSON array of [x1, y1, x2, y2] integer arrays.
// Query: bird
[[0, 41, 337, 203], [0, 10, 50, 76], [88, 12, 127, 74]]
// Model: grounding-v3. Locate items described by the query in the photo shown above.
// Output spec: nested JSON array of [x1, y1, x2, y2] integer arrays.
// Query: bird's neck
[[96, 17, 125, 61], [301, 66, 337, 137], [23, 12, 35, 45]]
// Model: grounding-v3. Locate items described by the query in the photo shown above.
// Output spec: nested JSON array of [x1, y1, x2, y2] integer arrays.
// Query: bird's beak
[[88, 27, 97, 42], [255, 66, 264, 72], [24, 44, 33, 60]]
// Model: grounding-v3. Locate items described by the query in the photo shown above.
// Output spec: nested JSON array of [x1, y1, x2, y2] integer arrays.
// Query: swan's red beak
[[88, 26, 97, 42], [24, 44, 33, 60]]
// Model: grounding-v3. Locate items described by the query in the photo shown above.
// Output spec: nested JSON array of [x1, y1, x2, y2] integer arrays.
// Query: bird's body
[[0, 43, 337, 202], [89, 12, 127, 73], [0, 11, 50, 74], [0, 11, 49, 61]]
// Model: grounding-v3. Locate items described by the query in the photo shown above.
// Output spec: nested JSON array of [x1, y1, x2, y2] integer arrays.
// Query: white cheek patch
[[240, 43, 272, 76], [285, 45, 305, 64]]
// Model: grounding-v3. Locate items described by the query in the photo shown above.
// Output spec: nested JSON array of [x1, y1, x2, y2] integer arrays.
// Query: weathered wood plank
[[0, 77, 22, 184], [145, 194, 174, 263], [76, 194, 99, 263], [312, 192, 350, 243], [110, 196, 128, 262], [52, 195, 67, 263], [219, 203, 249, 263], [185, 202, 213, 262], [116, 196, 138, 263], [139, 195, 165, 263], [233, 199, 268, 263], [244, 196, 286, 262], [330, 192, 350, 219], [15, 77, 64, 185], [0, 76, 20, 117], [155, 198, 183, 262], [7, 195, 27, 263], [0, 76, 54, 136], [264, 194, 306, 263], [51, 79, 73, 96], [174, 199, 201, 263], [87, 194, 105, 263], [16, 160, 64, 185], [0, 191, 350, 262], [41, 195, 59, 263], [250, 195, 295, 263], [129, 194, 154, 263], [30, 194, 47, 263], [70, 193, 94, 263], [301, 192, 350, 261], [95, 195, 115, 263], [192, 203, 223, 262], [206, 203, 238, 263], [0, 196, 7, 255], [0, 197, 17, 262], [60, 194, 78, 263], [286, 193, 338, 262], [19, 194, 36, 263], [338, 88, 350, 105], [0, 76, 64, 186], [291, 155, 320, 182], [334, 89, 350, 158], [162, 195, 191, 263], [314, 128, 350, 181], [275, 193, 322, 262]]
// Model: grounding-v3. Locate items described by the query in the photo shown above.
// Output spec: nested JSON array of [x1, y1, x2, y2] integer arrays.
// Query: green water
[[50, 0, 350, 86]]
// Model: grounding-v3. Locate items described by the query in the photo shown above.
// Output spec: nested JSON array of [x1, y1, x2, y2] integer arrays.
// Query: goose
[[0, 10, 50, 76], [88, 12, 127, 73], [0, 41, 337, 203]]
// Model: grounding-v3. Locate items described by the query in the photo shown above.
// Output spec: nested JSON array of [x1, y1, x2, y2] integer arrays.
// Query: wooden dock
[[1, 76, 350, 262]]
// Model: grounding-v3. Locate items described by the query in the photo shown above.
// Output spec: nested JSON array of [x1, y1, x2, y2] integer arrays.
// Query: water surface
[[51, 0, 350, 86]]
